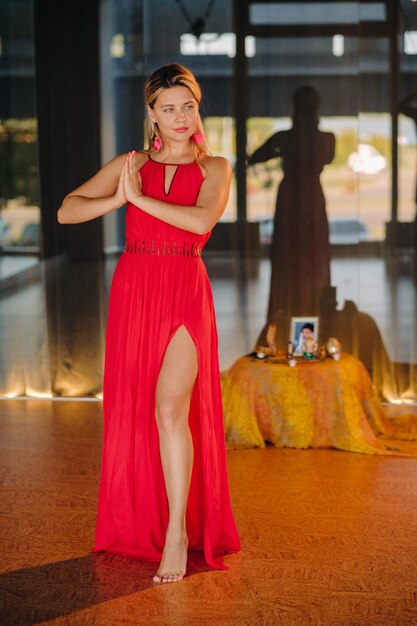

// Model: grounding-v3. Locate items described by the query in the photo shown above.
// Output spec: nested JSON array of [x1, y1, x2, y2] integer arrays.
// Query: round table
[[222, 353, 416, 455]]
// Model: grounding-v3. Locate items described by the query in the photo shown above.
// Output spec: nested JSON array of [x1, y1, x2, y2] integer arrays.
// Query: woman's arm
[[247, 133, 281, 166], [124, 152, 232, 235], [57, 154, 129, 224]]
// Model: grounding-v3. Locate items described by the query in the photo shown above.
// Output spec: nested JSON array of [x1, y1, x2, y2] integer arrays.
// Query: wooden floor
[[1, 400, 417, 626]]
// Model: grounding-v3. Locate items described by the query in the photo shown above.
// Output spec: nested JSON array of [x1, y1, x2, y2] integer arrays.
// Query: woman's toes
[[158, 571, 183, 583], [152, 535, 188, 583]]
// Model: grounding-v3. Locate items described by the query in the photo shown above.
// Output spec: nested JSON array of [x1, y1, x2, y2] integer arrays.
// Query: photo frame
[[290, 317, 319, 356]]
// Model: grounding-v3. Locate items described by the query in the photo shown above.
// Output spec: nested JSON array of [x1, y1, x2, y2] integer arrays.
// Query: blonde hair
[[144, 64, 209, 157]]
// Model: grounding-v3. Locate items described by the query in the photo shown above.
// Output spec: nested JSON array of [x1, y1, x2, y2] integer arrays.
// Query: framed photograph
[[290, 317, 319, 356]]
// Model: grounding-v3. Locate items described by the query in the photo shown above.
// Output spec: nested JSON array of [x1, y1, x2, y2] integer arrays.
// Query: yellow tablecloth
[[222, 353, 417, 455]]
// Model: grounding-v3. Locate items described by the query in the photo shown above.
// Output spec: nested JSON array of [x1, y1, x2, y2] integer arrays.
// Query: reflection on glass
[[249, 2, 386, 26], [0, 119, 41, 251], [247, 114, 397, 242], [247, 86, 335, 317], [0, 0, 45, 398], [399, 91, 417, 221], [203, 117, 236, 221]]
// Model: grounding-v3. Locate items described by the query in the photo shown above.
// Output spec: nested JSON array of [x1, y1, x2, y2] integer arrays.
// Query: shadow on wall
[[247, 85, 336, 318], [255, 287, 414, 403]]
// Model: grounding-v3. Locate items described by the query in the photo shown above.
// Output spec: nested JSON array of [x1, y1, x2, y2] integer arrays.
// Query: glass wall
[[0, 0, 41, 252], [242, 1, 416, 402], [0, 0, 50, 398], [0, 0, 416, 402]]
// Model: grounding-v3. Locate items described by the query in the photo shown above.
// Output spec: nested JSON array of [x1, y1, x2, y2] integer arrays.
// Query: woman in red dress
[[58, 64, 240, 583]]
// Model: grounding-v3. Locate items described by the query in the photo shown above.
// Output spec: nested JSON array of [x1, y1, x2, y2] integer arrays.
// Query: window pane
[[0, 1, 40, 253]]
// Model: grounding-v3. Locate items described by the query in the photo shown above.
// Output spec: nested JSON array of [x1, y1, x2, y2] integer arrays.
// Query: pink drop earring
[[192, 130, 204, 146], [152, 136, 162, 151]]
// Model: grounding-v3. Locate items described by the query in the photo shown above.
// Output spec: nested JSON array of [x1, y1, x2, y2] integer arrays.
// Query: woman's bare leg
[[152, 326, 198, 583]]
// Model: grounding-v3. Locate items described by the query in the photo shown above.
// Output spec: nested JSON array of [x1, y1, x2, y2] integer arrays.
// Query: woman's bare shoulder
[[134, 150, 150, 168], [104, 153, 126, 168], [198, 154, 232, 177], [110, 150, 148, 168]]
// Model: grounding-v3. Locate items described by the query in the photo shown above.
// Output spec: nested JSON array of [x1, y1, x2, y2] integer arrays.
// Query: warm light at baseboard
[[25, 388, 53, 399], [2, 391, 20, 398], [383, 397, 417, 406], [95, 392, 103, 400]]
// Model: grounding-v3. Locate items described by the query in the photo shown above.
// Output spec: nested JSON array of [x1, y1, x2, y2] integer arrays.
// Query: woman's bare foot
[[153, 530, 188, 583]]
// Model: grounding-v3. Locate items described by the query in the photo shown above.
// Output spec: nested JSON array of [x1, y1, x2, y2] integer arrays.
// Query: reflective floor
[[1, 399, 417, 625]]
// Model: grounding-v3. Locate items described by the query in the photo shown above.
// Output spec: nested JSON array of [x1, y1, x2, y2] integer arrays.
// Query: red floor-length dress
[[94, 155, 240, 569]]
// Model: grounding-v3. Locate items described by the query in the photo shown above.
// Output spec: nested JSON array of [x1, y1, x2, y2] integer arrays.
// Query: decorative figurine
[[258, 323, 278, 357], [302, 335, 318, 359], [326, 337, 342, 360]]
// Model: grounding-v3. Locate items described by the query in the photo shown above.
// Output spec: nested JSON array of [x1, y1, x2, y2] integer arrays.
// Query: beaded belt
[[124, 239, 203, 258]]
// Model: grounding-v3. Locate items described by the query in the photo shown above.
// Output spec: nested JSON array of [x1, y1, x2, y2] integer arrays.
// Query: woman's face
[[148, 85, 199, 145]]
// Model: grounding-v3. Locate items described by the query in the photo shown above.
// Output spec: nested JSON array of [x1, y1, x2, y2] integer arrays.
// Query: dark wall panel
[[34, 0, 103, 260]]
